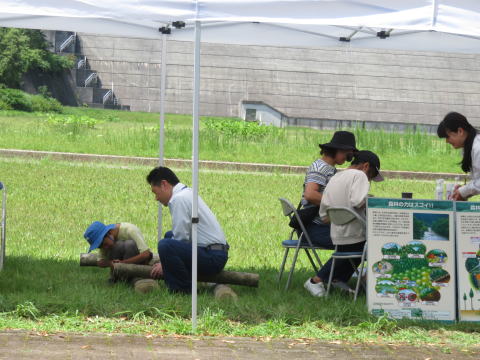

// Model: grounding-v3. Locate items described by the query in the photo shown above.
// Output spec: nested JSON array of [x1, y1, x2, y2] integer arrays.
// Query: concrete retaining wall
[[77, 33, 480, 126]]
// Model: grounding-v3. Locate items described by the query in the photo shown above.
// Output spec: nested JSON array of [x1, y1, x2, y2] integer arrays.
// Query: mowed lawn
[[0, 157, 479, 347]]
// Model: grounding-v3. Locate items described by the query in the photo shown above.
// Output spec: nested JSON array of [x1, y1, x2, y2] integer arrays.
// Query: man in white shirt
[[146, 167, 228, 293], [304, 151, 383, 297]]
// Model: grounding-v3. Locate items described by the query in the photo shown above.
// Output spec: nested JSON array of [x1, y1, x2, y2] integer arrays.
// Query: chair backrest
[[326, 207, 366, 226], [278, 197, 296, 217], [278, 197, 315, 246]]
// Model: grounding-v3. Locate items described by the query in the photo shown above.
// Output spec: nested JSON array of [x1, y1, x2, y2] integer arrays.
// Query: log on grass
[[79, 253, 160, 266], [214, 284, 238, 300], [113, 263, 259, 288], [80, 253, 98, 266], [133, 278, 160, 294]]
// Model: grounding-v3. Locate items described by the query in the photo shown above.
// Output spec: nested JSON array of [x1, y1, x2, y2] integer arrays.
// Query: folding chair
[[278, 198, 325, 290], [325, 207, 366, 302]]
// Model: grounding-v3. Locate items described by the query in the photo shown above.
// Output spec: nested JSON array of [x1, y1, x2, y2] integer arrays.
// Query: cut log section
[[80, 253, 159, 266], [80, 253, 98, 266], [213, 284, 238, 300], [133, 278, 160, 294], [113, 263, 259, 288]]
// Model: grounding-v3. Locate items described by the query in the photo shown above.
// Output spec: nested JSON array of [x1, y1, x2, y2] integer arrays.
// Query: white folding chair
[[278, 198, 325, 290], [325, 207, 366, 302]]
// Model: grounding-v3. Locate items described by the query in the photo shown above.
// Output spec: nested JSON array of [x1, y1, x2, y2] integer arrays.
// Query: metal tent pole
[[0, 182, 6, 271], [158, 33, 168, 242], [191, 20, 201, 332]]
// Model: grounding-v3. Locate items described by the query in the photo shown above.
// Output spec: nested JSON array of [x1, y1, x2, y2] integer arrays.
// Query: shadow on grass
[[0, 256, 479, 334]]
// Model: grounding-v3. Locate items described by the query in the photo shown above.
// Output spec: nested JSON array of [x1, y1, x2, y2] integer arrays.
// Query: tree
[[470, 288, 475, 310], [413, 217, 427, 239], [431, 217, 449, 239], [0, 28, 73, 88]]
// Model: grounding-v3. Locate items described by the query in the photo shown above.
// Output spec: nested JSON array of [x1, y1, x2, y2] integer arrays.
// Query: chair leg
[[310, 248, 323, 269], [354, 256, 366, 302], [277, 248, 290, 285], [305, 249, 318, 272], [285, 246, 301, 290], [326, 257, 336, 297]]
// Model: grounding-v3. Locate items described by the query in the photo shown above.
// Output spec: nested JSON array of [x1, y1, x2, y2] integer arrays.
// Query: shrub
[[45, 113, 98, 135], [0, 88, 62, 112], [37, 85, 52, 98], [0, 99, 11, 110], [31, 94, 63, 113], [0, 88, 32, 111], [203, 117, 282, 139]]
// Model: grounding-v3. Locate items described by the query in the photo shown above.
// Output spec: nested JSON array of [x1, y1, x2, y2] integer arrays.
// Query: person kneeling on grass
[[84, 221, 153, 269], [304, 150, 384, 297], [146, 167, 229, 294]]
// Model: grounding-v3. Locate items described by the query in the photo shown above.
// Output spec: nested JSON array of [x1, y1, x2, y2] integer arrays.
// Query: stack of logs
[[80, 253, 259, 300]]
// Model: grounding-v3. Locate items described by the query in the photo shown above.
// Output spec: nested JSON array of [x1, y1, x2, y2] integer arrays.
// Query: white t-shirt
[[319, 169, 370, 245], [168, 183, 226, 246], [459, 134, 480, 199]]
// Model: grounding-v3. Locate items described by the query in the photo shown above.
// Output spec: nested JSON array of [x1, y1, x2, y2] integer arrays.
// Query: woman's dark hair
[[320, 147, 338, 158], [437, 112, 477, 173], [146, 166, 180, 186]]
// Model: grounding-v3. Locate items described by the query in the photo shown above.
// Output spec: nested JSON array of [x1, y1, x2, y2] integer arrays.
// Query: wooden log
[[213, 284, 238, 300], [79, 253, 159, 266], [80, 253, 98, 266], [133, 278, 160, 294], [112, 263, 259, 288]]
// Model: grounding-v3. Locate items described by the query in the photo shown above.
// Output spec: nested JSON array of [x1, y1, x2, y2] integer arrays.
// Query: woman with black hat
[[437, 112, 480, 200], [300, 130, 357, 247]]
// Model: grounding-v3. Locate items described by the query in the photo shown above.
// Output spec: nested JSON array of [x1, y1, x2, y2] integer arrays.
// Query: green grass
[[0, 157, 479, 347], [0, 107, 462, 173]]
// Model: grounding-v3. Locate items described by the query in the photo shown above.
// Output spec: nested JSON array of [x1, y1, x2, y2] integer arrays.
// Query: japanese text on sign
[[388, 201, 434, 209], [372, 211, 410, 238]]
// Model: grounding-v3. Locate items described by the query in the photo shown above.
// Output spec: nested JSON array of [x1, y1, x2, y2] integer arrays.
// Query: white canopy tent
[[1, 1, 480, 51], [1, 0, 480, 331]]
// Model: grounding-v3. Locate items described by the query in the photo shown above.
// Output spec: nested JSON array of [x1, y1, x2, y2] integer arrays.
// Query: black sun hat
[[319, 131, 358, 151]]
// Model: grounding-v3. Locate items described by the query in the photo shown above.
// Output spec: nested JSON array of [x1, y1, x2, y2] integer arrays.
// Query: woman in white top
[[437, 112, 480, 201]]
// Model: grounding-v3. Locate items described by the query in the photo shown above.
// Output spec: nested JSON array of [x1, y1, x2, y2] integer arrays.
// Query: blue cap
[[84, 221, 115, 252]]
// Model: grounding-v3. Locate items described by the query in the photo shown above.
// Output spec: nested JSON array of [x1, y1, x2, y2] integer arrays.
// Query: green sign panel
[[455, 202, 480, 213], [368, 198, 454, 211]]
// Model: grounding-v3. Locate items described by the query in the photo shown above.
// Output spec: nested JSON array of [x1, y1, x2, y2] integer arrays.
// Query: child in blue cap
[[84, 221, 152, 268]]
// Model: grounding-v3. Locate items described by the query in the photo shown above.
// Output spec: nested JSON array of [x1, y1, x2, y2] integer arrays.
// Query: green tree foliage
[[0, 28, 73, 88], [431, 217, 449, 239], [413, 217, 427, 239]]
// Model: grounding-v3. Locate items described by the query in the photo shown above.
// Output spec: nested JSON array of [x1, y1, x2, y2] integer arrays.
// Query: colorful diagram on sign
[[462, 246, 480, 312], [374, 240, 450, 305]]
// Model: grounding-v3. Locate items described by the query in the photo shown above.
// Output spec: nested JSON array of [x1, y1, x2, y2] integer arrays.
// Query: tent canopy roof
[[1, 1, 480, 52]]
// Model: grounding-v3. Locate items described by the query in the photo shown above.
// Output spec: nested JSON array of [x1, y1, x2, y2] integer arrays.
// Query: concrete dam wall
[[77, 33, 480, 127]]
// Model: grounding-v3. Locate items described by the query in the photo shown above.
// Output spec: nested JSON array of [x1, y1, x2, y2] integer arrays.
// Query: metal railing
[[77, 56, 86, 69], [102, 90, 113, 104], [84, 72, 97, 87], [59, 34, 75, 52]]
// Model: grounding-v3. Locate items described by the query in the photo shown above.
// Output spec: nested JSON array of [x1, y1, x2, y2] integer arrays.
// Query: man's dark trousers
[[158, 237, 228, 293]]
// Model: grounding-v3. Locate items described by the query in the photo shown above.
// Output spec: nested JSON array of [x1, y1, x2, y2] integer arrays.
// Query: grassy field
[[0, 157, 479, 348], [0, 107, 462, 173]]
